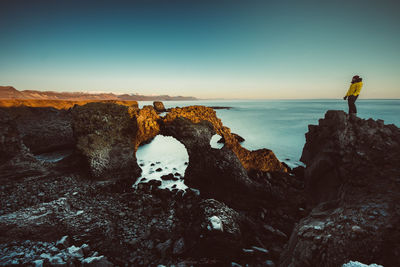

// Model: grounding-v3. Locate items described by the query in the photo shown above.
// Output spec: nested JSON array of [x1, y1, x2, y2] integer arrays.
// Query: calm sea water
[[136, 99, 400, 177]]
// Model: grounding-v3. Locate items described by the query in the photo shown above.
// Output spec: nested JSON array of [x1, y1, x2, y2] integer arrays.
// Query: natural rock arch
[[162, 106, 287, 172], [71, 103, 285, 193]]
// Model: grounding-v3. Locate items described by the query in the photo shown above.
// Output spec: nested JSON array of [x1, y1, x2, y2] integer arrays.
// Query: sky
[[0, 0, 399, 99]]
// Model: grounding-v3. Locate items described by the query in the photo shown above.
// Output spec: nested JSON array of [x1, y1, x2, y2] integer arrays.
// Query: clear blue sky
[[0, 0, 399, 99]]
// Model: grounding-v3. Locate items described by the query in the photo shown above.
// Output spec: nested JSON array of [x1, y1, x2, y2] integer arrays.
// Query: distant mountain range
[[0, 86, 197, 101]]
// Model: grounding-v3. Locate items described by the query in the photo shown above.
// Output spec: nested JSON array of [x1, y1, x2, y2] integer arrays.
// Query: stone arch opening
[[210, 134, 224, 149], [134, 135, 189, 190]]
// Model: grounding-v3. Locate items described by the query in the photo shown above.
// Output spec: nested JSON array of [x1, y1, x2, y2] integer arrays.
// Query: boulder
[[71, 102, 141, 180], [188, 199, 243, 260], [153, 101, 166, 112], [280, 110, 400, 267]]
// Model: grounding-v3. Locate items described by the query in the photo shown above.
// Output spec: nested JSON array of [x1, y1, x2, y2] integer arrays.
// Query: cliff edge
[[281, 110, 400, 267]]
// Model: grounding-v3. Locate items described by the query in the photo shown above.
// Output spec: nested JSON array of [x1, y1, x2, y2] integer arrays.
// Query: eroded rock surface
[[0, 106, 74, 154], [280, 111, 400, 267], [161, 117, 271, 209], [0, 109, 26, 163], [163, 106, 286, 172], [132, 105, 160, 148], [0, 110, 47, 180], [0, 102, 304, 266], [71, 102, 141, 180]]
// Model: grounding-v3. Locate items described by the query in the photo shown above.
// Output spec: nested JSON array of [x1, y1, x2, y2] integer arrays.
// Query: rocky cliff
[[0, 106, 74, 154], [2, 105, 398, 266], [281, 110, 400, 267], [71, 102, 142, 180], [0, 109, 48, 180]]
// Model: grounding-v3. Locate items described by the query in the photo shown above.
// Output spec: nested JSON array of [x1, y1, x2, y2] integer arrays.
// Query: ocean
[[135, 99, 400, 189]]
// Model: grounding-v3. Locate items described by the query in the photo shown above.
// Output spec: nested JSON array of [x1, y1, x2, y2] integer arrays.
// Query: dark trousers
[[348, 95, 358, 114]]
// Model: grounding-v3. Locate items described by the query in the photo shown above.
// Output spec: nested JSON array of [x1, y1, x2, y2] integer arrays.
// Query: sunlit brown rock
[[132, 105, 161, 149], [153, 101, 166, 112]]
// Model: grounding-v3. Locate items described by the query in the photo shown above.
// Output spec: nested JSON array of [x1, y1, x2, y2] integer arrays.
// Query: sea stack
[[71, 102, 142, 180], [153, 101, 166, 112]]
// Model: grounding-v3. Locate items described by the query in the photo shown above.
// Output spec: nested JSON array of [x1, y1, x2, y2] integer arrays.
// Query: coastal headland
[[0, 98, 399, 266]]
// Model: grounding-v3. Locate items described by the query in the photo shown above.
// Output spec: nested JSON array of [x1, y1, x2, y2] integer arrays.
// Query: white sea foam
[[134, 135, 189, 191], [210, 134, 224, 149]]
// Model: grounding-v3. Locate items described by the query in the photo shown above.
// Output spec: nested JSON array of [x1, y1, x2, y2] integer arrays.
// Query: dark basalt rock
[[71, 102, 141, 180], [192, 199, 243, 259], [280, 110, 400, 267], [0, 102, 306, 267], [160, 116, 278, 210], [218, 133, 245, 144], [0, 106, 74, 154], [161, 173, 178, 181], [0, 110, 48, 180], [0, 109, 26, 164], [153, 101, 166, 112]]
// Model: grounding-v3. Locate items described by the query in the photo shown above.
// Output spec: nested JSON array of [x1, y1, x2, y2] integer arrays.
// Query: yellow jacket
[[345, 82, 363, 96]]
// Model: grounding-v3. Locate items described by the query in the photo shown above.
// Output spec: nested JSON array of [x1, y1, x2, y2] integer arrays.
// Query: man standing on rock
[[343, 75, 363, 118]]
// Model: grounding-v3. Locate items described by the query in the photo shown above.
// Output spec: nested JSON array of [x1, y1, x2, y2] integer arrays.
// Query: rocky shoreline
[[0, 102, 399, 266]]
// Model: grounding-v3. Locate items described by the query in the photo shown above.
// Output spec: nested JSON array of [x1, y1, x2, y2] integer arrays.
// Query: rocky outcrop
[[71, 102, 141, 180], [0, 106, 74, 154], [161, 117, 271, 209], [153, 101, 166, 112], [280, 111, 400, 267], [0, 102, 304, 266], [218, 133, 245, 143], [190, 199, 243, 259], [69, 104, 285, 181], [0, 110, 26, 164], [132, 105, 160, 149], [0, 110, 47, 180], [163, 106, 286, 172]]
